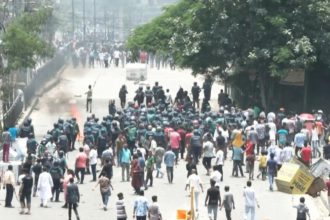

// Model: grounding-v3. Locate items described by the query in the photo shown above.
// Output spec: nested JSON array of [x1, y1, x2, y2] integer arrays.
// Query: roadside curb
[[17, 65, 67, 126]]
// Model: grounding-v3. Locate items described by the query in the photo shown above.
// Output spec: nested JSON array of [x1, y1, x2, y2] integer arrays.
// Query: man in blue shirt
[[267, 153, 277, 191], [133, 190, 149, 220], [294, 131, 306, 156], [232, 147, 244, 177], [164, 148, 176, 183]]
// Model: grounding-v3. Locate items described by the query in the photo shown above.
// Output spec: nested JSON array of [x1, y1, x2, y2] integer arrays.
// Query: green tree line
[[127, 0, 330, 110]]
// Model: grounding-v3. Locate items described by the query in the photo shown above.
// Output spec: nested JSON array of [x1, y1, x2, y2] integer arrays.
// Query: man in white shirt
[[281, 144, 294, 163], [185, 169, 203, 212], [210, 166, 222, 188], [89, 146, 98, 181], [243, 181, 259, 220], [215, 148, 224, 181], [4, 165, 15, 208], [46, 139, 57, 157]]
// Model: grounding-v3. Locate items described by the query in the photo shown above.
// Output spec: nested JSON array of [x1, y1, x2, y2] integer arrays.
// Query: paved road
[[1, 65, 329, 220]]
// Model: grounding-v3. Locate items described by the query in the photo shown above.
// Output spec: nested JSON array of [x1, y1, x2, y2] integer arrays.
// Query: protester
[[243, 181, 259, 220], [89, 145, 98, 182], [148, 195, 162, 220], [133, 190, 149, 220], [204, 179, 221, 220], [120, 144, 131, 182], [75, 147, 87, 184], [202, 133, 215, 175], [37, 166, 54, 208], [267, 153, 277, 191], [4, 165, 15, 208], [67, 178, 80, 220], [221, 186, 235, 220], [93, 171, 113, 211], [116, 192, 127, 220], [185, 169, 203, 212], [85, 84, 93, 113], [293, 197, 310, 220], [164, 147, 176, 184], [19, 168, 33, 215]]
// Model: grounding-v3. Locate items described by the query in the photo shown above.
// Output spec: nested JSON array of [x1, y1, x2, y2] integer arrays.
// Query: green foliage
[[1, 8, 55, 73], [126, 0, 330, 108]]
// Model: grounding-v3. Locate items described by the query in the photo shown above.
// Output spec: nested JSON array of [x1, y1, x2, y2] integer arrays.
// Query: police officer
[[191, 82, 201, 109], [145, 86, 153, 105]]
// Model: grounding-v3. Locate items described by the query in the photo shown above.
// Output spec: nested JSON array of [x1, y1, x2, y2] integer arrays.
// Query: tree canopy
[[126, 0, 330, 110], [1, 8, 55, 73]]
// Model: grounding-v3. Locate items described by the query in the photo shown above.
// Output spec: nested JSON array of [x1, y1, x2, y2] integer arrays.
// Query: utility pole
[[72, 0, 75, 39], [82, 0, 86, 41], [93, 0, 96, 41], [104, 9, 107, 41]]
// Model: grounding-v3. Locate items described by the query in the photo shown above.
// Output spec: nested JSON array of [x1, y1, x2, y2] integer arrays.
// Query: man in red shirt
[[75, 147, 88, 184], [177, 126, 186, 160], [185, 128, 193, 160], [169, 129, 181, 164], [300, 141, 312, 167]]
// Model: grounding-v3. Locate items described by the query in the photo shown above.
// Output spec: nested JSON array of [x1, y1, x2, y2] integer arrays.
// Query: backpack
[[297, 204, 307, 219]]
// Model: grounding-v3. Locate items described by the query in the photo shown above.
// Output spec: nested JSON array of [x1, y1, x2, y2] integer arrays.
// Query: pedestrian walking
[[185, 169, 203, 212], [243, 180, 259, 220], [133, 190, 149, 220], [67, 178, 80, 220], [204, 179, 221, 220], [4, 164, 15, 208], [85, 85, 93, 113], [169, 129, 181, 164], [131, 154, 143, 194], [221, 186, 235, 220], [202, 133, 215, 175], [37, 166, 54, 208], [154, 146, 165, 178], [19, 168, 33, 215], [116, 192, 127, 220], [214, 147, 224, 181], [75, 147, 87, 184], [267, 152, 277, 191], [120, 144, 131, 182], [256, 150, 267, 180], [232, 146, 244, 177], [210, 166, 222, 188], [164, 148, 176, 183], [93, 171, 113, 211], [61, 169, 75, 208], [1, 127, 11, 162], [293, 197, 310, 220], [300, 141, 312, 167], [89, 146, 98, 181], [32, 159, 42, 197], [145, 151, 155, 187], [148, 195, 162, 220]]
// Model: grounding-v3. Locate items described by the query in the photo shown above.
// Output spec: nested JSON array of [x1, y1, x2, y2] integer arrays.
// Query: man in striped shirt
[[116, 192, 127, 220]]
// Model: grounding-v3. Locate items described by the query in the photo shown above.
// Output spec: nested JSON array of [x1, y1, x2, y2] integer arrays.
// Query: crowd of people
[[2, 78, 328, 220], [71, 43, 175, 71]]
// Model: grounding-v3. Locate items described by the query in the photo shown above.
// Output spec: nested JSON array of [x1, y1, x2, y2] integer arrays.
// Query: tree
[[127, 0, 330, 110], [2, 8, 55, 73]]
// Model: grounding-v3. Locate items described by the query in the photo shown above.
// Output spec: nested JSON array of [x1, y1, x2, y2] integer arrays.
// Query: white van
[[126, 63, 147, 81]]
